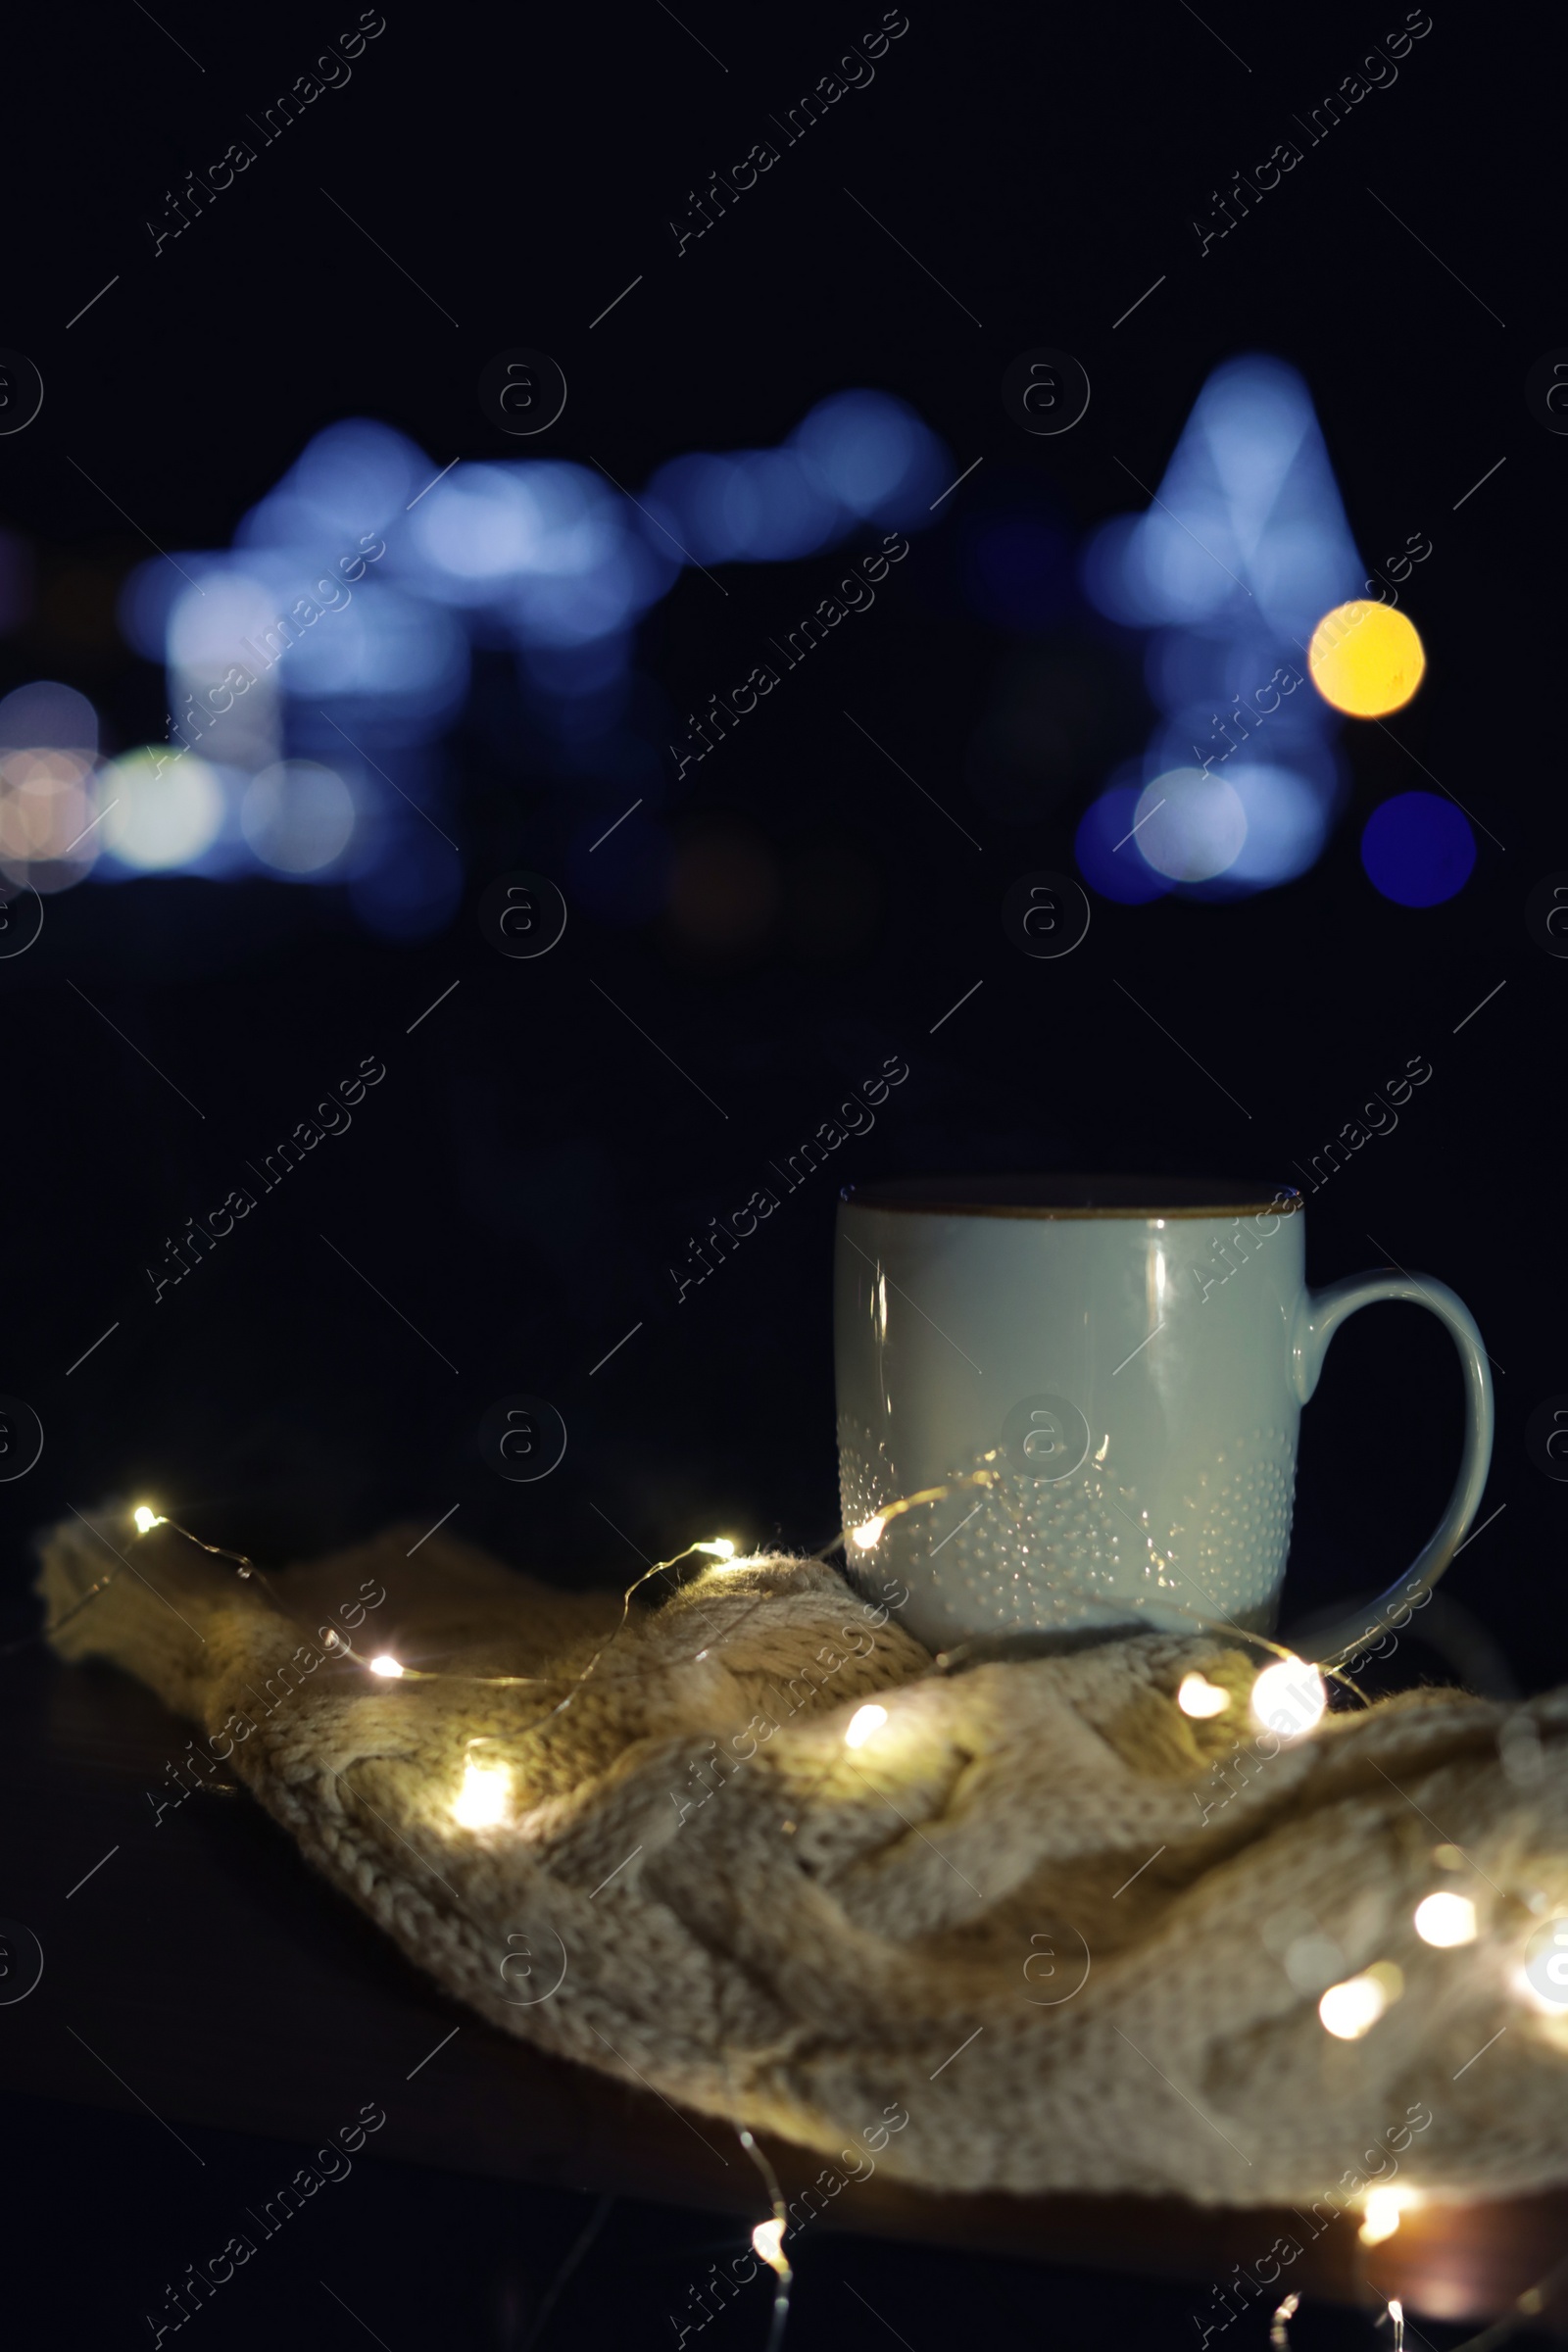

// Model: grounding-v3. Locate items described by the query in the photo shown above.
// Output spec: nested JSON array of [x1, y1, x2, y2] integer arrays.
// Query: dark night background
[[0, 1, 1557, 2344]]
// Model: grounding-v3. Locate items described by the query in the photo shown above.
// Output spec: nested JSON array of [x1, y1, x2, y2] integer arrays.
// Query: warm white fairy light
[[1358, 2186, 1420, 2245], [836, 1473, 1001, 1565], [1514, 1915, 1568, 2012], [132, 1505, 166, 1535], [844, 1703, 888, 1749], [1250, 1656, 1327, 1740], [1318, 1962, 1402, 2039], [368, 1654, 405, 1679], [1389, 2297, 1404, 2352], [1269, 2291, 1299, 2349], [751, 2218, 786, 2271], [1512, 1964, 1568, 2017], [694, 1538, 737, 1560], [1320, 1974, 1385, 2038], [1177, 1672, 1230, 1719], [1413, 1890, 1477, 1947], [452, 1757, 511, 1829]]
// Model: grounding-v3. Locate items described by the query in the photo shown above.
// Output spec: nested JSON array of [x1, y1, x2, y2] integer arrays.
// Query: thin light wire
[[152, 1514, 294, 1616], [8, 1507, 291, 1656], [737, 2126, 793, 2352]]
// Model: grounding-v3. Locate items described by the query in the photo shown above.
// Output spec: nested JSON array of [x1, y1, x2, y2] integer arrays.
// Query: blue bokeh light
[[237, 418, 424, 554], [1360, 792, 1476, 906], [1081, 355, 1361, 638], [409, 464, 549, 596], [791, 390, 946, 524], [273, 584, 469, 730], [644, 450, 843, 565], [0, 678, 99, 753], [1078, 353, 1362, 902], [101, 388, 953, 927], [1225, 761, 1331, 888]]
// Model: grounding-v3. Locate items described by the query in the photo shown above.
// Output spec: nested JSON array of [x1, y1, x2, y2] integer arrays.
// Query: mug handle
[[1287, 1270, 1494, 1667]]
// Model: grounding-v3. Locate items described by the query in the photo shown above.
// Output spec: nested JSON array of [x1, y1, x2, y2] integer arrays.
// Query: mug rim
[[840, 1173, 1300, 1220]]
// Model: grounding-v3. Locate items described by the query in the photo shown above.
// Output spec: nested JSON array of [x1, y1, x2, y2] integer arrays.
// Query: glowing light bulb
[[844, 1703, 888, 1749], [1359, 2188, 1419, 2246], [368, 1654, 405, 1679], [1413, 1890, 1478, 1947], [131, 1505, 165, 1536], [1307, 601, 1426, 717], [751, 2218, 786, 2271], [1250, 1656, 1327, 1740], [1318, 1963, 1401, 2039], [1389, 2298, 1405, 2352], [1177, 1672, 1230, 1719], [695, 1538, 737, 1559], [853, 1516, 885, 1549], [453, 1758, 511, 1829]]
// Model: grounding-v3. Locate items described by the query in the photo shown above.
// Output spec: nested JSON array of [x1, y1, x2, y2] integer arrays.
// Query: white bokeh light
[[1413, 1891, 1477, 1948], [1250, 1656, 1328, 1740], [1133, 767, 1248, 882], [1319, 1975, 1381, 2038], [98, 751, 225, 870]]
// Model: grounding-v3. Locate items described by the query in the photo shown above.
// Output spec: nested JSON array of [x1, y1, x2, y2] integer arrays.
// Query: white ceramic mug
[[834, 1176, 1494, 1664]]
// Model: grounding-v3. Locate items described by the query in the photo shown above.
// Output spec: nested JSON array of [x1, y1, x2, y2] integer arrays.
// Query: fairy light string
[[16, 1474, 1363, 1926], [63, 1520, 1568, 2129], [107, 1485, 1380, 1928], [20, 1494, 1568, 2346], [736, 2127, 793, 2352], [130, 1506, 296, 1620], [59, 1480, 1355, 1732]]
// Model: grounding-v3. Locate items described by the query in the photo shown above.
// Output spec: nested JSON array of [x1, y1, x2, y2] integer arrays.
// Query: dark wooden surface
[[3, 1637, 1565, 2329]]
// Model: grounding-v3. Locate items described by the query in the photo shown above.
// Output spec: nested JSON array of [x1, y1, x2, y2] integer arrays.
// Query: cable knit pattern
[[37, 1508, 1568, 2206]]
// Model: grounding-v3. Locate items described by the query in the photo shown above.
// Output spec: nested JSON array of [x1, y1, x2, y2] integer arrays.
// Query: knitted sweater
[[38, 1508, 1568, 2207]]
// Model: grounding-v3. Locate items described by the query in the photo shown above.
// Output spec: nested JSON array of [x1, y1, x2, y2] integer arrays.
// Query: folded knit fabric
[[37, 1507, 1568, 2207]]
